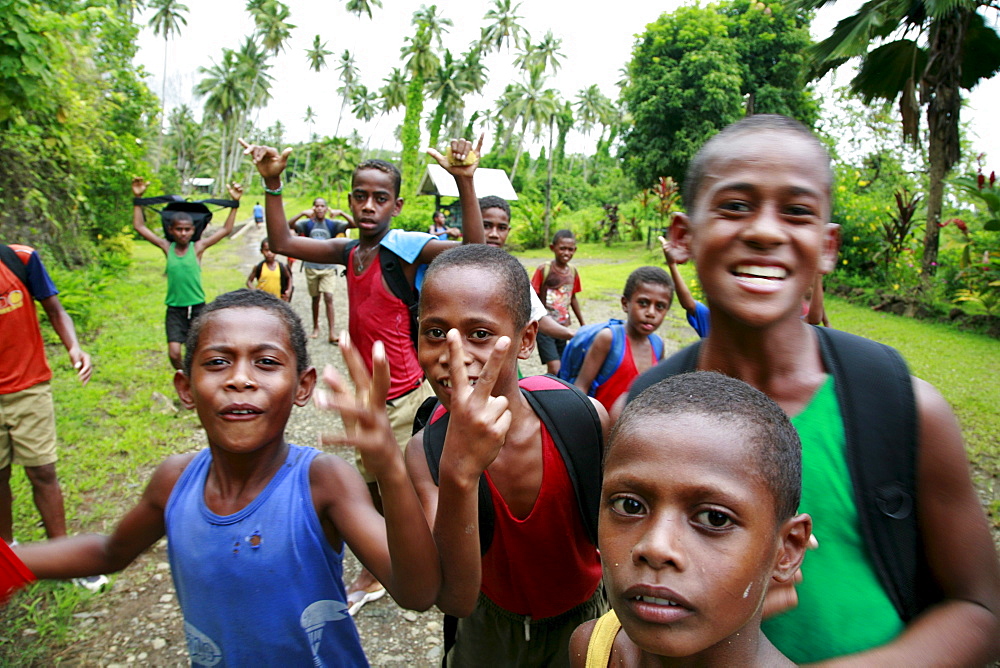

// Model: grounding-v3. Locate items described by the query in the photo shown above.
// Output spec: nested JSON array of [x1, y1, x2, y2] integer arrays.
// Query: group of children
[[10, 116, 999, 667]]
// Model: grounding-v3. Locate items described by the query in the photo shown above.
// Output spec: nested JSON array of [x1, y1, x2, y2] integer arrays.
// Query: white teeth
[[636, 595, 680, 606], [734, 265, 787, 279], [440, 380, 450, 388], [229, 410, 255, 415]]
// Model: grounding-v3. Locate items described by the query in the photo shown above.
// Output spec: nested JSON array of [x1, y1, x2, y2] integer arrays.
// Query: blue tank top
[[165, 445, 368, 667]]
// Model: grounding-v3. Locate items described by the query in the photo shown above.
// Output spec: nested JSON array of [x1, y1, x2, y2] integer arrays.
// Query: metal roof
[[417, 164, 518, 200]]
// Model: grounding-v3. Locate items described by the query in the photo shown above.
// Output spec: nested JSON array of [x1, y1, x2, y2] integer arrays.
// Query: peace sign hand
[[314, 332, 399, 478], [439, 328, 512, 484]]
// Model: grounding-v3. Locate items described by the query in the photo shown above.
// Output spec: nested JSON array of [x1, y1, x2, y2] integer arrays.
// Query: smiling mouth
[[733, 264, 787, 285], [439, 378, 478, 388]]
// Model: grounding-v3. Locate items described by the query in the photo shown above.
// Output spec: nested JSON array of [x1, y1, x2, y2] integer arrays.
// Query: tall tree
[[344, 0, 382, 20], [399, 12, 441, 193], [515, 30, 564, 75], [498, 68, 558, 181], [147, 0, 188, 134], [334, 49, 359, 137], [379, 67, 407, 115], [480, 0, 525, 53], [792, 0, 1000, 276], [303, 105, 317, 174], [305, 34, 332, 72], [425, 50, 473, 148]]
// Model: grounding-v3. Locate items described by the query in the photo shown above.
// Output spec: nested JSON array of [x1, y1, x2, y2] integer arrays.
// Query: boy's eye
[[719, 200, 752, 213], [694, 509, 734, 529], [610, 496, 647, 517], [423, 327, 446, 339], [256, 357, 281, 367], [784, 204, 816, 218], [470, 330, 491, 340]]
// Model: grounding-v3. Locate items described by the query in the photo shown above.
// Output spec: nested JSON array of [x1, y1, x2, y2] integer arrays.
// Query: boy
[[241, 135, 485, 610], [253, 201, 264, 226], [131, 177, 242, 370], [406, 244, 611, 667], [625, 115, 1000, 664], [572, 266, 673, 411], [570, 372, 812, 667], [429, 210, 461, 240], [13, 289, 440, 665], [532, 229, 584, 374], [660, 236, 709, 338], [288, 198, 354, 343], [246, 239, 292, 302], [1, 244, 92, 555]]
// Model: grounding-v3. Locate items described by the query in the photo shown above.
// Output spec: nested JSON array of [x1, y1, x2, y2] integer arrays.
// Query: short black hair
[[184, 289, 309, 376], [612, 371, 802, 519], [422, 244, 531, 330], [354, 159, 402, 198], [683, 114, 832, 211], [260, 239, 270, 251], [313, 197, 327, 207], [551, 229, 575, 245], [478, 195, 511, 219], [623, 266, 674, 301], [170, 212, 194, 227]]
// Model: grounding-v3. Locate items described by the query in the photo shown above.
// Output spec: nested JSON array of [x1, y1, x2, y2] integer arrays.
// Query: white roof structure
[[417, 164, 517, 200], [188, 177, 214, 187]]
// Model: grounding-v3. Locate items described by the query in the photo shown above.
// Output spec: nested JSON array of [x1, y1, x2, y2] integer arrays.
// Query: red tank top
[[593, 336, 655, 412], [347, 248, 423, 400], [480, 422, 602, 618]]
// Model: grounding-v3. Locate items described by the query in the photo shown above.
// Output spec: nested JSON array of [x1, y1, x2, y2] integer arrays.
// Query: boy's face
[[671, 132, 839, 329], [600, 413, 798, 660], [312, 199, 329, 220], [170, 219, 195, 246], [418, 266, 536, 409], [261, 243, 276, 262], [550, 237, 577, 265], [174, 307, 316, 456], [621, 282, 672, 337], [350, 168, 402, 239], [482, 208, 511, 248]]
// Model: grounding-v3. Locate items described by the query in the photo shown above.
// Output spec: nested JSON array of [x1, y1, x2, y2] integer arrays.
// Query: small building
[[417, 165, 517, 225]]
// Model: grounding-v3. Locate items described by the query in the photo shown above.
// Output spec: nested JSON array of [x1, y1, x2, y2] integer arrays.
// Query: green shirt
[[762, 375, 904, 663], [165, 242, 205, 307]]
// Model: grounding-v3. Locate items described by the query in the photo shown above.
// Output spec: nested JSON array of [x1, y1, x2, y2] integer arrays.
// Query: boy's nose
[[742, 206, 785, 247], [632, 516, 687, 571]]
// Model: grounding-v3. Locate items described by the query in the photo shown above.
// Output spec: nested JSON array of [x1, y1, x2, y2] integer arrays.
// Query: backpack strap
[[813, 326, 928, 621], [378, 247, 420, 349], [594, 321, 628, 389], [0, 244, 29, 295], [650, 334, 665, 361]]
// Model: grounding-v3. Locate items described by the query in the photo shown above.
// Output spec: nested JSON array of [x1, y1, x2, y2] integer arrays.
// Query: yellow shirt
[[256, 261, 282, 298]]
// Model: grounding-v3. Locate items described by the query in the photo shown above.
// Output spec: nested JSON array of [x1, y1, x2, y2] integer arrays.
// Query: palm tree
[[379, 67, 408, 115], [345, 0, 382, 20], [425, 50, 475, 148], [305, 34, 332, 73], [148, 0, 189, 125], [412, 4, 453, 47], [399, 22, 439, 194], [481, 0, 525, 53], [796, 0, 1000, 275], [303, 106, 317, 175], [195, 49, 246, 189], [499, 68, 559, 181], [334, 49, 360, 137], [351, 85, 378, 124], [514, 30, 564, 76]]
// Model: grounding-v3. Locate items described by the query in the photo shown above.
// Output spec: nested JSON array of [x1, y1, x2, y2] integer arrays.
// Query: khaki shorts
[[304, 266, 338, 297], [356, 379, 434, 483], [0, 382, 58, 469]]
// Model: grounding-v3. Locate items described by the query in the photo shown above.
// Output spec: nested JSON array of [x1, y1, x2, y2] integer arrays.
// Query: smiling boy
[[406, 244, 610, 667], [624, 115, 1000, 664], [571, 371, 811, 666]]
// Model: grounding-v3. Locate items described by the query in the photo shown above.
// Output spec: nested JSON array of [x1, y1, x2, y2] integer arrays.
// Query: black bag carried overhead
[[133, 195, 240, 243]]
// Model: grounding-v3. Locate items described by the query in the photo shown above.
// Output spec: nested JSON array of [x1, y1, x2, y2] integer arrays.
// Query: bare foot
[[310, 328, 320, 339], [330, 336, 339, 345]]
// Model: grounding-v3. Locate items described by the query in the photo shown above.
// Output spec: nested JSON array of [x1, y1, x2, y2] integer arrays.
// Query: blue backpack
[[558, 318, 665, 395]]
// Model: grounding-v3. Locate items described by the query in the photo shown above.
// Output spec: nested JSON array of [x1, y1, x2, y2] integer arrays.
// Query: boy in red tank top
[[406, 245, 612, 667], [241, 136, 486, 611]]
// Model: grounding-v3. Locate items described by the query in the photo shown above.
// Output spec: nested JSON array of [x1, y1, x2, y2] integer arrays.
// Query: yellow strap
[[585, 610, 621, 668]]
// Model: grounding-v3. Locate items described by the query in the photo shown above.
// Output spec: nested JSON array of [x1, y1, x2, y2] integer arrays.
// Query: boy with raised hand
[[660, 236, 709, 338], [624, 114, 1000, 664], [406, 244, 611, 667], [241, 135, 485, 612], [571, 372, 812, 667], [131, 177, 242, 370], [13, 289, 440, 664]]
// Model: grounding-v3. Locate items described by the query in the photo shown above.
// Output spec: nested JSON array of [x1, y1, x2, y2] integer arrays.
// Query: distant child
[[625, 114, 1000, 664], [13, 289, 440, 665], [288, 198, 354, 343], [406, 244, 611, 667], [429, 210, 461, 240], [570, 371, 812, 667], [241, 135, 485, 611], [253, 201, 264, 226], [246, 239, 292, 302], [660, 236, 709, 338], [572, 267, 673, 411], [131, 177, 242, 370], [532, 229, 584, 374]]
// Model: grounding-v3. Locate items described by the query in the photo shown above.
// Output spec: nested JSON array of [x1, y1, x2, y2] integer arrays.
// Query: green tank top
[[165, 242, 205, 307], [762, 375, 904, 663]]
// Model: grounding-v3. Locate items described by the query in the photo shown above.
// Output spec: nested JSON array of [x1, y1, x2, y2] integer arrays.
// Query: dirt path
[[49, 227, 699, 667]]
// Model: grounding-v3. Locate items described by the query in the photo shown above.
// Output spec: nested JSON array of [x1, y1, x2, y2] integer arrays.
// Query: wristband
[[263, 182, 283, 196]]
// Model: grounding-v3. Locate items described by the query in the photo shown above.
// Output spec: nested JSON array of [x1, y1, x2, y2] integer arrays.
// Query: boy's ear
[[771, 513, 812, 583], [818, 223, 840, 275], [392, 197, 404, 217], [620, 295, 629, 313], [295, 366, 318, 406], [173, 371, 196, 410], [517, 320, 538, 361], [669, 212, 693, 263]]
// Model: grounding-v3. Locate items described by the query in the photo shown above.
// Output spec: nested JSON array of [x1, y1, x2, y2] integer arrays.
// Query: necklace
[[355, 244, 378, 272]]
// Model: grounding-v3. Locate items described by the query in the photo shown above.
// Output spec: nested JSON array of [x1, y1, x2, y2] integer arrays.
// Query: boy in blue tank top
[[12, 289, 440, 666]]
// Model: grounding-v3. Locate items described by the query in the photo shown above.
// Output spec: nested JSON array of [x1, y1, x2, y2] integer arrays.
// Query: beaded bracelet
[[263, 182, 283, 196]]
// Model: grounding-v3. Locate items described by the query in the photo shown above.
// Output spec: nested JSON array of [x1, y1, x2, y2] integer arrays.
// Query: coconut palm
[[303, 106, 317, 174], [514, 30, 564, 76], [795, 0, 1000, 275], [412, 4, 453, 48], [334, 50, 360, 137], [379, 67, 408, 114], [345, 0, 382, 20], [351, 85, 378, 124], [425, 50, 475, 148], [499, 68, 559, 181], [195, 49, 246, 189], [148, 0, 189, 131], [305, 34, 332, 73], [481, 0, 525, 53]]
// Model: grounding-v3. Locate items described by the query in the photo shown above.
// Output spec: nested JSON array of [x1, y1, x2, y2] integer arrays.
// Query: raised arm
[[197, 182, 243, 253], [131, 178, 170, 253], [573, 329, 612, 396], [39, 294, 92, 385], [811, 379, 1000, 666], [660, 235, 697, 315], [239, 139, 351, 265], [330, 209, 356, 228], [417, 136, 487, 264]]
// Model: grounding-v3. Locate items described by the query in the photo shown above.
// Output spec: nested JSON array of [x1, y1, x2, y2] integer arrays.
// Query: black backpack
[[626, 326, 934, 622], [343, 239, 419, 348]]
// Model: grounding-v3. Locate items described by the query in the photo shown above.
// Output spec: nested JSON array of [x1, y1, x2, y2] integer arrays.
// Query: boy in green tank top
[[131, 178, 243, 370], [619, 115, 1000, 664]]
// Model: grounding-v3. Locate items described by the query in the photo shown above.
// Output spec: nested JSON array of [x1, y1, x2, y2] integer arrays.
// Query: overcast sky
[[133, 0, 1000, 164]]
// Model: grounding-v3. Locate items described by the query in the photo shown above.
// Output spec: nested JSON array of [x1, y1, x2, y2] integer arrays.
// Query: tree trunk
[[544, 115, 555, 245]]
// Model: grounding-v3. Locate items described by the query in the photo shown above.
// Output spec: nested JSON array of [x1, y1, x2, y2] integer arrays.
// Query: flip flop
[[347, 585, 385, 616]]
